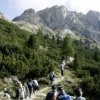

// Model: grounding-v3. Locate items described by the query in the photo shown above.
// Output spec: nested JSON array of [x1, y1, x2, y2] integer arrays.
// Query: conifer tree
[[62, 36, 74, 59], [28, 34, 39, 49], [73, 53, 81, 70], [93, 52, 99, 62]]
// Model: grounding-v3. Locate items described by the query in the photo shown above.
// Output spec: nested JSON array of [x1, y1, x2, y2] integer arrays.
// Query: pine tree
[[27, 34, 39, 49], [73, 53, 81, 70], [62, 36, 74, 59], [93, 52, 99, 62]]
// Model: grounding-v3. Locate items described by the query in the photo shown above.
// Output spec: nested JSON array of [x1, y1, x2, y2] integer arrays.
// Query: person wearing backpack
[[32, 78, 39, 94], [45, 85, 58, 100], [27, 79, 33, 98], [18, 85, 25, 100], [56, 85, 72, 100], [73, 87, 86, 100], [49, 72, 55, 85], [61, 63, 65, 76]]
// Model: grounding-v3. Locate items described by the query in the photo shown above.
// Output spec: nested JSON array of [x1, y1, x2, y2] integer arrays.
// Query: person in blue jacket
[[56, 85, 72, 100]]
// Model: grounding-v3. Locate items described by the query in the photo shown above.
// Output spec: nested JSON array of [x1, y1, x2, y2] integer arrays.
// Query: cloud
[[2, 0, 100, 19], [7, 0, 67, 12], [66, 0, 100, 13], [6, 0, 100, 14]]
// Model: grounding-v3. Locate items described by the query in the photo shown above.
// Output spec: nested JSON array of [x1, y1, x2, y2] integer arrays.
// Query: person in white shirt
[[18, 85, 25, 100], [61, 63, 65, 76], [62, 59, 66, 66], [33, 78, 39, 94]]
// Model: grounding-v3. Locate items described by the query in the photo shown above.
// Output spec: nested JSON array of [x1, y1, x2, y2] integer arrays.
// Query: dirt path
[[0, 69, 76, 100], [25, 76, 64, 100], [25, 69, 75, 100], [0, 67, 78, 100]]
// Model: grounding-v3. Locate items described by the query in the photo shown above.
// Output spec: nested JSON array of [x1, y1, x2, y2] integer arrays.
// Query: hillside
[[0, 17, 100, 100], [0, 18, 61, 79]]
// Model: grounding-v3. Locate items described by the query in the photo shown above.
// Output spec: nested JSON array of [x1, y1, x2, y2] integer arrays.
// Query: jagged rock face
[[13, 9, 42, 24], [38, 5, 68, 29], [76, 10, 100, 42], [86, 11, 100, 29], [13, 6, 100, 43], [79, 10, 100, 30]]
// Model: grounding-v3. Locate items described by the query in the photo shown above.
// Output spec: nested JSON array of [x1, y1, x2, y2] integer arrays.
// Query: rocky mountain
[[13, 5, 100, 44], [13, 9, 42, 25]]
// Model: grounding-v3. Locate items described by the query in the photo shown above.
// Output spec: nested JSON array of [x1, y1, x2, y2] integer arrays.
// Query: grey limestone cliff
[[12, 6, 100, 43]]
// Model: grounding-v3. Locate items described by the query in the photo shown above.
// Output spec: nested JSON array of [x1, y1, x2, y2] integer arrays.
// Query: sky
[[0, 0, 100, 20]]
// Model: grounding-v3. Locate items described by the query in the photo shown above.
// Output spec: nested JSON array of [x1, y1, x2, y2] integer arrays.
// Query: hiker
[[27, 79, 33, 98], [49, 72, 55, 85], [18, 85, 25, 100], [62, 56, 66, 66], [62, 59, 66, 66], [3, 88, 11, 100], [33, 78, 39, 94], [73, 87, 86, 100], [45, 85, 58, 100], [23, 82, 29, 98], [61, 63, 65, 76], [56, 85, 72, 100]]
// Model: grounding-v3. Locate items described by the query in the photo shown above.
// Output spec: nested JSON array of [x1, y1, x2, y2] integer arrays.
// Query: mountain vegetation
[[0, 17, 100, 100]]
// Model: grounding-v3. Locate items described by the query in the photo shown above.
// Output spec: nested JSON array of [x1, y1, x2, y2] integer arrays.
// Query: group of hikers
[[14, 58, 65, 99], [3, 58, 86, 100], [3, 78, 39, 100], [45, 84, 86, 100], [45, 85, 86, 100], [17, 78, 39, 99], [46, 58, 86, 100], [49, 58, 66, 85]]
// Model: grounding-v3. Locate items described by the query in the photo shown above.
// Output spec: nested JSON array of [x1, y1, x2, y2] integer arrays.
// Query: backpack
[[50, 73, 55, 81], [63, 95, 71, 100], [57, 93, 71, 100], [46, 91, 57, 100], [52, 92, 57, 100], [27, 81, 33, 89]]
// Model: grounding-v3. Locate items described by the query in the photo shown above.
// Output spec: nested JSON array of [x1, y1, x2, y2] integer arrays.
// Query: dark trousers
[[29, 88, 32, 98], [61, 70, 64, 76]]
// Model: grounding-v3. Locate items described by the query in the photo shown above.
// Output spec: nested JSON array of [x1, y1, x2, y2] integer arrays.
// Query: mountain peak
[[38, 5, 68, 29], [12, 5, 100, 44], [23, 8, 36, 14], [13, 8, 41, 24]]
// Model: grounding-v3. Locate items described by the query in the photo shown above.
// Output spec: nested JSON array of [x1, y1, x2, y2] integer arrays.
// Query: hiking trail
[[25, 69, 73, 100]]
